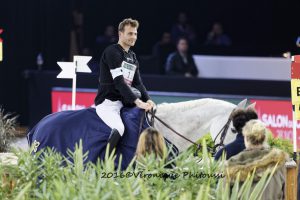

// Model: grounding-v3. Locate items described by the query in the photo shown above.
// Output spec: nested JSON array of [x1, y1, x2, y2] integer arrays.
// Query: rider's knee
[[114, 124, 125, 136]]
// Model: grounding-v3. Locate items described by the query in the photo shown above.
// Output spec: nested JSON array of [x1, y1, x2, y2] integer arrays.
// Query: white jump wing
[[73, 55, 92, 73], [57, 62, 76, 79]]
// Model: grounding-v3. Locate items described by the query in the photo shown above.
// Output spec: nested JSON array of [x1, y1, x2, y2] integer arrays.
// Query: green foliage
[[0, 107, 18, 152], [189, 133, 215, 157], [190, 132, 293, 158], [266, 131, 293, 157], [0, 140, 275, 200]]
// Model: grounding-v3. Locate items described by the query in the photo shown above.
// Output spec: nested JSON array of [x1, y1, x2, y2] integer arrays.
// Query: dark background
[[0, 0, 299, 125]]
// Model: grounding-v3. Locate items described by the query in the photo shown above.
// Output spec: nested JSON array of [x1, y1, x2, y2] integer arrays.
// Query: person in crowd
[[165, 37, 198, 77], [214, 107, 258, 160], [69, 10, 84, 59], [152, 32, 175, 74], [171, 12, 197, 48], [205, 22, 231, 46], [225, 119, 288, 200], [94, 18, 155, 155], [135, 127, 167, 162], [94, 25, 118, 56], [296, 36, 300, 48], [295, 36, 300, 55]]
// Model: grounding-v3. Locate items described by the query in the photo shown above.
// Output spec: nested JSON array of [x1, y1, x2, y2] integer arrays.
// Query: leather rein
[[142, 108, 235, 155]]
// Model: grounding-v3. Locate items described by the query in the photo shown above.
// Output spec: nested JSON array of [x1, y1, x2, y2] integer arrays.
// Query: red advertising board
[[250, 99, 298, 146], [51, 88, 297, 146], [51, 88, 96, 112]]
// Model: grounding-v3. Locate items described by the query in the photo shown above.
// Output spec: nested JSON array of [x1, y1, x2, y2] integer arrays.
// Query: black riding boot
[[107, 129, 121, 154]]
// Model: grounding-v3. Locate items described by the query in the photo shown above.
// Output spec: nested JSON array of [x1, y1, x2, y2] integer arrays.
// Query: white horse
[[153, 98, 248, 152], [7, 98, 249, 168], [15, 98, 248, 153]]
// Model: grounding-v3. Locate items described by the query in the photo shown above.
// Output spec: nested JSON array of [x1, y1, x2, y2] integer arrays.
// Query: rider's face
[[119, 25, 137, 48]]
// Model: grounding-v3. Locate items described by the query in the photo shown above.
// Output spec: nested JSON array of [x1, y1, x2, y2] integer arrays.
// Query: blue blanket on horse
[[27, 107, 149, 169]]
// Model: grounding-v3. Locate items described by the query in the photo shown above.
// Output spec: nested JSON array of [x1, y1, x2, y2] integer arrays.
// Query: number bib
[[121, 61, 136, 86]]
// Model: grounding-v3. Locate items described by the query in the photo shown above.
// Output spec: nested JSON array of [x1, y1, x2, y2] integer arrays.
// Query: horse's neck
[[155, 99, 235, 152]]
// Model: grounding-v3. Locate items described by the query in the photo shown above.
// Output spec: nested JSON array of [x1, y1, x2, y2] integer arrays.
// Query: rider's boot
[[107, 128, 121, 155]]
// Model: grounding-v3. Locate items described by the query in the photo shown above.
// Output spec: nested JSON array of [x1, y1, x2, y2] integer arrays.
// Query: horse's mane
[[157, 98, 234, 113]]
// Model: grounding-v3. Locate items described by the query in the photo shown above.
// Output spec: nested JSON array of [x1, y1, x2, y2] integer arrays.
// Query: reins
[[212, 109, 236, 151], [146, 109, 202, 155], [138, 108, 235, 156]]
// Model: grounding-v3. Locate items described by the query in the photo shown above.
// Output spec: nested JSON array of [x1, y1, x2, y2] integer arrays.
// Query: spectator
[[214, 108, 258, 160], [225, 119, 288, 200], [152, 32, 175, 74], [165, 37, 198, 77], [135, 127, 167, 163], [296, 36, 300, 48], [93, 25, 117, 61], [69, 10, 84, 60], [295, 36, 300, 55], [205, 22, 231, 46], [171, 12, 197, 48]]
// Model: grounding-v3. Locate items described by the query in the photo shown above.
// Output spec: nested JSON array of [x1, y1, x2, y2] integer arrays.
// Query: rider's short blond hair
[[118, 18, 139, 32]]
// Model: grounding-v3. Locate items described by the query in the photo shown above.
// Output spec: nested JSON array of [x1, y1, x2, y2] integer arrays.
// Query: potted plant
[[0, 107, 18, 192]]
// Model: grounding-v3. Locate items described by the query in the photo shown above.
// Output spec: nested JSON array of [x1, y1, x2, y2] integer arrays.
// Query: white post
[[292, 110, 298, 154], [57, 56, 91, 111], [72, 73, 77, 110]]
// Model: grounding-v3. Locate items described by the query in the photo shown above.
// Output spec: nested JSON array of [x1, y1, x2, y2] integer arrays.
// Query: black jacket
[[214, 133, 246, 160], [95, 44, 150, 106], [165, 51, 198, 77]]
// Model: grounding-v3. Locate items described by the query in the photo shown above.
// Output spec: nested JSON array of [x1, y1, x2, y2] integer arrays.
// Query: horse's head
[[210, 99, 256, 147]]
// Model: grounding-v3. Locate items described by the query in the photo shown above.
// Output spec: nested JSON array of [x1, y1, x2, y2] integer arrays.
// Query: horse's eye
[[231, 128, 237, 133]]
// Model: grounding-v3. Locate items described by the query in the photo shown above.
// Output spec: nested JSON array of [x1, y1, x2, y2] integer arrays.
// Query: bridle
[[212, 109, 236, 151], [142, 108, 236, 155]]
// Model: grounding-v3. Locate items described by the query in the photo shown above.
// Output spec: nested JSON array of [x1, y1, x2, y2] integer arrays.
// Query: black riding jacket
[[95, 44, 150, 106]]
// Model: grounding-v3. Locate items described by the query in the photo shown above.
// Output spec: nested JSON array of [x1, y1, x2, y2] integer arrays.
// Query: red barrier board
[[250, 99, 298, 146], [51, 88, 297, 146], [51, 89, 96, 112]]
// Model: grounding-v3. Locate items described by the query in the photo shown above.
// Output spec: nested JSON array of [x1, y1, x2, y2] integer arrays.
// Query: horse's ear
[[247, 102, 256, 109], [236, 99, 247, 108]]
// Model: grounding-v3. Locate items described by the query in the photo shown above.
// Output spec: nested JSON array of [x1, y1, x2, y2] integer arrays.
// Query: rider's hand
[[147, 100, 156, 110], [134, 99, 152, 111]]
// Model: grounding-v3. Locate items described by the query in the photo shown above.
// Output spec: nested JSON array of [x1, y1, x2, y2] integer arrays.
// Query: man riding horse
[[94, 18, 155, 154]]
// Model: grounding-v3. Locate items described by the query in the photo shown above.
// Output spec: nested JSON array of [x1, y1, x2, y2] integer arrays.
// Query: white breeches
[[96, 99, 125, 136]]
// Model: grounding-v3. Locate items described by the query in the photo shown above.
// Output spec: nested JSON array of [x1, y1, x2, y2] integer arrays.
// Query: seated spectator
[[171, 12, 197, 48], [96, 25, 117, 46], [296, 36, 300, 55], [205, 22, 231, 46], [296, 36, 300, 48], [165, 37, 198, 77], [135, 127, 167, 163], [214, 108, 258, 160], [93, 25, 117, 62], [152, 32, 175, 74], [225, 119, 288, 200]]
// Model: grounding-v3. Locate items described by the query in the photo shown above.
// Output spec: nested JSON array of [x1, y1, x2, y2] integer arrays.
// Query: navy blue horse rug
[[27, 107, 150, 169]]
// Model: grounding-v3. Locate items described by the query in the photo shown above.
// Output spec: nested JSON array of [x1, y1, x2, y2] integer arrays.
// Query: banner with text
[[250, 99, 299, 147], [51, 88, 96, 112]]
